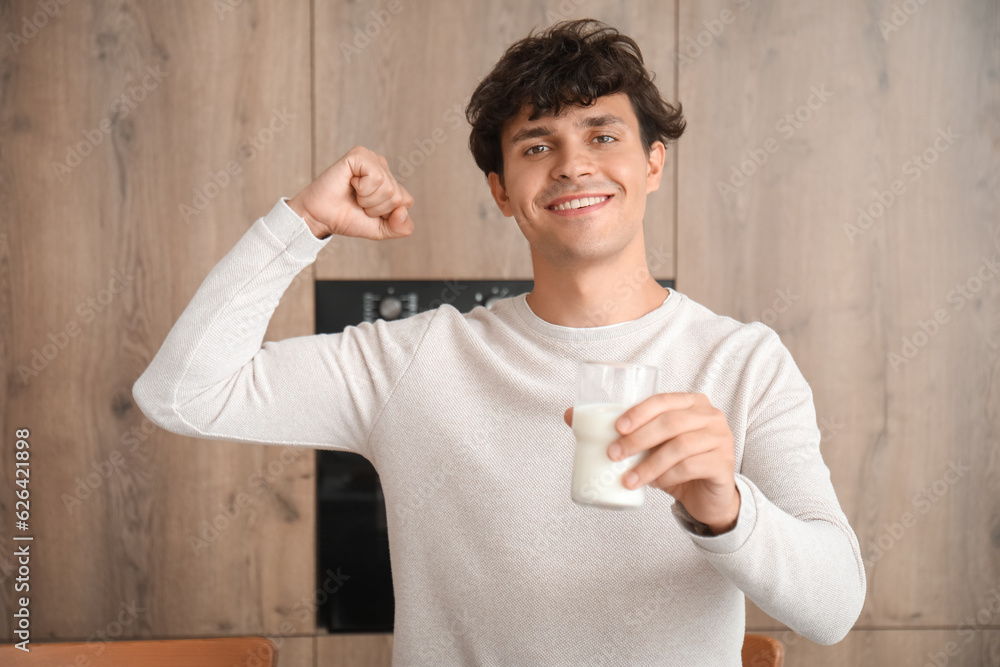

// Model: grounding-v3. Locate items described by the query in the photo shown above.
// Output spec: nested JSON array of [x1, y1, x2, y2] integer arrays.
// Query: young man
[[134, 19, 865, 665]]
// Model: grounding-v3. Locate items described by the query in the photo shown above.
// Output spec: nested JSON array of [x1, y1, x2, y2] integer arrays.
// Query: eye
[[523, 135, 616, 156]]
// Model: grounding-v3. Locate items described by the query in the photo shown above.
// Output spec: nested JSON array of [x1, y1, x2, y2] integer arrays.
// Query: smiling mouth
[[547, 195, 613, 212]]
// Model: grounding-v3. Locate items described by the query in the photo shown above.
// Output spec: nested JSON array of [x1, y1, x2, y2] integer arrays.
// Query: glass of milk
[[571, 361, 659, 510]]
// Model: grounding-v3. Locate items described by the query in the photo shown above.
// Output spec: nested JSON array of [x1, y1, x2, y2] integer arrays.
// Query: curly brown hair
[[465, 18, 686, 185]]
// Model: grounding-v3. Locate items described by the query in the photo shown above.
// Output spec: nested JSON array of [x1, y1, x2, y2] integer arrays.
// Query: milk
[[571, 402, 649, 509]]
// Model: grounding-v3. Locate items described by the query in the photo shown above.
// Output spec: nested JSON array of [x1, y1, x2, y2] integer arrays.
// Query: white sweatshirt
[[132, 197, 866, 666]]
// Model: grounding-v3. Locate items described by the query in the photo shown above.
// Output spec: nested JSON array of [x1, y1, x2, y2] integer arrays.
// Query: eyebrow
[[508, 113, 628, 149]]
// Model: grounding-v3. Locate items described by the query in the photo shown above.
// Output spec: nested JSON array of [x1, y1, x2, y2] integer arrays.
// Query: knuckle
[[672, 431, 695, 451]]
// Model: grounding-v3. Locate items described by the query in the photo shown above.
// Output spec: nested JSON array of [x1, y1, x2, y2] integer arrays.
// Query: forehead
[[502, 92, 637, 148]]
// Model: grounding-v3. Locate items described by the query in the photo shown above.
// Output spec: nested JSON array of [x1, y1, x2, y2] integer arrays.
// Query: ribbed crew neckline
[[505, 288, 683, 341]]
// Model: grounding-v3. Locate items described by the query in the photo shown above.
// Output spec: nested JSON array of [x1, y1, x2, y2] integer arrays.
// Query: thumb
[[564, 407, 573, 426], [385, 206, 413, 238]]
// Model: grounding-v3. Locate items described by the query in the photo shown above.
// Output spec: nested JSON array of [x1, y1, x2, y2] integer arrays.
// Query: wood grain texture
[[0, 636, 276, 667], [0, 0, 315, 640], [750, 629, 1000, 666], [311, 0, 677, 281], [677, 0, 1000, 631], [271, 635, 315, 667], [316, 633, 393, 667], [2, 0, 997, 663]]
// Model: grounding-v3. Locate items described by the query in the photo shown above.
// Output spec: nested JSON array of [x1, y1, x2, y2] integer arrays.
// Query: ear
[[645, 140, 666, 194], [488, 171, 515, 217]]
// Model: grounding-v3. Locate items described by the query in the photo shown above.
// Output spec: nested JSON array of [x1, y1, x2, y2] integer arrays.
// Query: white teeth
[[552, 195, 609, 211]]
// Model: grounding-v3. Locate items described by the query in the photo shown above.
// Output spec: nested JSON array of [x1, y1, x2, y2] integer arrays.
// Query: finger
[[363, 191, 408, 219], [355, 173, 409, 217], [398, 183, 415, 208], [385, 206, 413, 236], [353, 173, 394, 208], [377, 184, 415, 224], [609, 408, 707, 461], [612, 393, 700, 437], [350, 162, 386, 199], [625, 439, 719, 490], [563, 407, 573, 426], [619, 429, 714, 486], [645, 450, 730, 492]]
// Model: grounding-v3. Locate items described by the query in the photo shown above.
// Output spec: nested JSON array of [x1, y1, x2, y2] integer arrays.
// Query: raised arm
[[132, 146, 425, 458]]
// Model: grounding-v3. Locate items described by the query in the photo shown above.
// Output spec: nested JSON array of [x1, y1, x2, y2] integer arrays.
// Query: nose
[[550, 142, 595, 181]]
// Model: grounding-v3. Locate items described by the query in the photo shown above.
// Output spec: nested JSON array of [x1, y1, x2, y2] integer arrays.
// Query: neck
[[526, 245, 669, 328]]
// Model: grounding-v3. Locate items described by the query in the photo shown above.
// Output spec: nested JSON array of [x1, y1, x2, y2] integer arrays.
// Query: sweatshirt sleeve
[[131, 197, 435, 460], [670, 325, 866, 645]]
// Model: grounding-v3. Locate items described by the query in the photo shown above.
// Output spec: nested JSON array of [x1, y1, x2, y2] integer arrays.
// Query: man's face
[[488, 91, 665, 267]]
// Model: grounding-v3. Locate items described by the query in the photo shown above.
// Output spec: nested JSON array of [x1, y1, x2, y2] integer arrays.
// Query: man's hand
[[564, 393, 740, 534], [288, 145, 415, 241]]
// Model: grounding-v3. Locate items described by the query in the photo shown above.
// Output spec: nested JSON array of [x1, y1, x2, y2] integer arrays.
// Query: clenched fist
[[288, 145, 415, 241]]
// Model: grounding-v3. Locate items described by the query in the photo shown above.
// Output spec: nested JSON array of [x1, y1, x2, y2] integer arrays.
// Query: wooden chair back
[[0, 636, 275, 666], [742, 633, 785, 667]]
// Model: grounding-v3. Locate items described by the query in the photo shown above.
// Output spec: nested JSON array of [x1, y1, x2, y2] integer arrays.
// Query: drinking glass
[[571, 361, 659, 510]]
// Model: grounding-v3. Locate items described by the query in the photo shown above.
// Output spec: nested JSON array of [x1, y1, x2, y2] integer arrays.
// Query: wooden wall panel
[[678, 0, 999, 640], [0, 0, 316, 640], [316, 633, 393, 667], [2, 0, 996, 662], [312, 0, 677, 281], [271, 635, 315, 667], [752, 629, 1000, 666]]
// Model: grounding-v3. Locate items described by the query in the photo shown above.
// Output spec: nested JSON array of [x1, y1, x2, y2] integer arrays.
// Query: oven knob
[[378, 295, 403, 320], [484, 296, 500, 309]]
